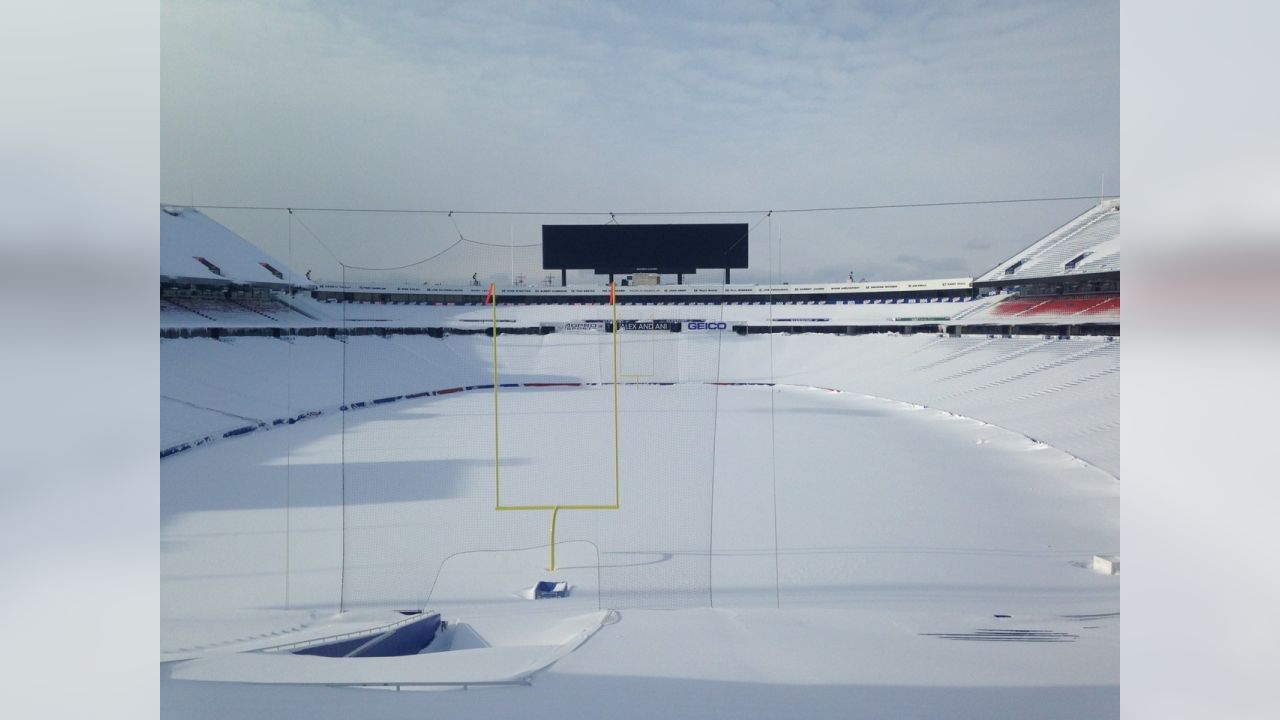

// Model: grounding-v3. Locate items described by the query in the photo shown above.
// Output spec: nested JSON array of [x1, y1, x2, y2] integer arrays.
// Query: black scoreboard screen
[[542, 223, 749, 274]]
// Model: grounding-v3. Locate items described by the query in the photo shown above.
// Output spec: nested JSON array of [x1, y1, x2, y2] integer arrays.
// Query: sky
[[161, 0, 1118, 285]]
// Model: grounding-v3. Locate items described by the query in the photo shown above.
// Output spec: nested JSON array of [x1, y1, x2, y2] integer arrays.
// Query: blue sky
[[161, 0, 1117, 284]]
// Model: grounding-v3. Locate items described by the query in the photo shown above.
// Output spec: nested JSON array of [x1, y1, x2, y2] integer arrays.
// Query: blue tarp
[[534, 581, 569, 599]]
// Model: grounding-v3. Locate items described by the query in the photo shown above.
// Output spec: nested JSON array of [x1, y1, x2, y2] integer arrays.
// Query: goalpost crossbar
[[489, 284, 621, 570]]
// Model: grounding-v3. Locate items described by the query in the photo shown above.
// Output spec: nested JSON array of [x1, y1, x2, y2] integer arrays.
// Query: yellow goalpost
[[489, 282, 621, 571]]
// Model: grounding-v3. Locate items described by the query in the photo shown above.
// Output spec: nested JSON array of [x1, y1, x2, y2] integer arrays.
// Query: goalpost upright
[[489, 282, 621, 571]]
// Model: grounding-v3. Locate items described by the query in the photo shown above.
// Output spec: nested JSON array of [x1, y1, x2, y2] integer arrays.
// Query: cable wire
[[768, 212, 781, 609], [167, 194, 1114, 217], [292, 209, 537, 271]]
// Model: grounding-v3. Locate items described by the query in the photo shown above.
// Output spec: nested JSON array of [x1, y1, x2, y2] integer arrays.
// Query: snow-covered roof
[[976, 199, 1120, 284], [161, 206, 310, 287]]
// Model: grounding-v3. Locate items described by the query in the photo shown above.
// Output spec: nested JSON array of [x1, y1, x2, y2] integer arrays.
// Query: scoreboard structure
[[542, 223, 749, 285]]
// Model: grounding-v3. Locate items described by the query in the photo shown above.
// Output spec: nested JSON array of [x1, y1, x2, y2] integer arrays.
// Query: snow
[[161, 333, 1119, 475], [171, 610, 611, 686], [160, 292, 1002, 328], [161, 331, 1119, 717], [975, 200, 1120, 283], [161, 207, 309, 287]]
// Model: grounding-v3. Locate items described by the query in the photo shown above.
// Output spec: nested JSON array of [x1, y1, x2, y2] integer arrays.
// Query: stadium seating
[[967, 293, 1119, 325], [161, 332, 1120, 477], [991, 294, 1117, 317], [161, 295, 303, 326], [1082, 296, 1120, 315]]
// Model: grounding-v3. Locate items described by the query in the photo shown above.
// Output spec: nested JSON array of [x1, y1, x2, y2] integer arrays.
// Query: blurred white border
[[3, 1, 1279, 717], [1, 1, 158, 717], [1124, 1, 1280, 719]]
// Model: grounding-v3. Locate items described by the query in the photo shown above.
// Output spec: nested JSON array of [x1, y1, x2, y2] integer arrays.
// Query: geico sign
[[686, 321, 727, 330]]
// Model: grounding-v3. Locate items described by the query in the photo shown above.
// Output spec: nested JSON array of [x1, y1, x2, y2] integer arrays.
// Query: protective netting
[[162, 205, 1121, 623], [297, 211, 549, 288], [569, 331, 725, 609], [312, 260, 732, 610], [163, 208, 769, 612], [203, 207, 764, 288]]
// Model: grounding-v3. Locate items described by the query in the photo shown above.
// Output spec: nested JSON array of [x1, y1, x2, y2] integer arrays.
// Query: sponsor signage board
[[558, 320, 608, 333], [614, 319, 679, 332], [555, 319, 737, 333]]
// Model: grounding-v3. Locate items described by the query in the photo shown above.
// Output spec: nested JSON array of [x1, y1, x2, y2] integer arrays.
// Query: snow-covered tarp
[[161, 207, 310, 287], [976, 199, 1120, 283]]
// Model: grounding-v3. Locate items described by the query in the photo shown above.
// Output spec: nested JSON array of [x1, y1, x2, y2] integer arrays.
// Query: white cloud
[[162, 0, 1117, 284]]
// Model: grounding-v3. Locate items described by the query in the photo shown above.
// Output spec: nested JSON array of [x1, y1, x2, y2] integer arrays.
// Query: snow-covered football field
[[162, 332, 1119, 718]]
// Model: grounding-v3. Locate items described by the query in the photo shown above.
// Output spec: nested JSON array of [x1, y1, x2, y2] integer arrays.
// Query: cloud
[[162, 0, 1117, 284]]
